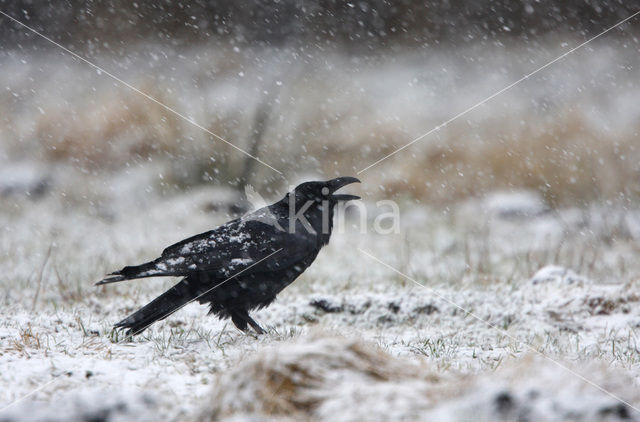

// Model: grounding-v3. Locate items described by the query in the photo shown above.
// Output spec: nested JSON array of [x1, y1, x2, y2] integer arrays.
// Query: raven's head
[[288, 177, 361, 206], [276, 177, 360, 241]]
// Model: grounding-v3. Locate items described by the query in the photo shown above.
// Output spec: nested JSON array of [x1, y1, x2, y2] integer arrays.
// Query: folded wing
[[97, 218, 314, 285]]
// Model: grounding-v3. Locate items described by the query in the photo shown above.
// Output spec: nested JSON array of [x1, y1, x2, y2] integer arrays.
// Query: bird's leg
[[231, 310, 266, 335], [230, 311, 249, 333]]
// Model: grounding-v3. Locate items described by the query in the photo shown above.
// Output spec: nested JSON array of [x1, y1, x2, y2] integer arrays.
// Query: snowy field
[[2, 168, 640, 420], [1, 39, 640, 420]]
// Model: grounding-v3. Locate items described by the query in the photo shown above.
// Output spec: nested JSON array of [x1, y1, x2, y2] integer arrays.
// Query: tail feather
[[95, 274, 126, 285], [114, 277, 206, 336], [96, 260, 163, 286]]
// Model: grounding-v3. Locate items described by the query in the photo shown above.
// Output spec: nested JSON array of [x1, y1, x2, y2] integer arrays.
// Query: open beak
[[327, 176, 361, 201]]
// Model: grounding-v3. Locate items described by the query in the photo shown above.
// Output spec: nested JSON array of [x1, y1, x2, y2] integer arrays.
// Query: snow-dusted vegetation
[[3, 179, 640, 420], [1, 2, 640, 421]]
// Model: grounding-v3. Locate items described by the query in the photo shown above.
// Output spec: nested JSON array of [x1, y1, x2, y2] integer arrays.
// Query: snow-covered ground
[[1, 163, 640, 420]]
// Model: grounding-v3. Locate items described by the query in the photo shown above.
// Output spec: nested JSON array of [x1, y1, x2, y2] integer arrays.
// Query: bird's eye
[[321, 187, 330, 195]]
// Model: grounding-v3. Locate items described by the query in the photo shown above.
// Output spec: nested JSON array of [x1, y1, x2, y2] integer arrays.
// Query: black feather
[[115, 276, 206, 336]]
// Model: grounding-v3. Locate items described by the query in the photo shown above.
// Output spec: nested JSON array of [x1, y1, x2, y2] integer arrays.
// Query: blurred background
[[0, 1, 639, 208], [2, 4, 640, 418]]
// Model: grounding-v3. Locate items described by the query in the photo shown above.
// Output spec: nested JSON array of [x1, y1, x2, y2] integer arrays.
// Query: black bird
[[97, 177, 360, 336]]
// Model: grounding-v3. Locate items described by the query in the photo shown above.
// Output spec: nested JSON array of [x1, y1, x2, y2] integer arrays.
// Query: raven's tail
[[96, 260, 164, 286], [114, 277, 206, 336]]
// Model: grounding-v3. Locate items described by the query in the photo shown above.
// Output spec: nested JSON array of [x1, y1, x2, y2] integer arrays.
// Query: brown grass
[[9, 325, 42, 355], [198, 333, 444, 420], [8, 75, 639, 207], [362, 110, 640, 207], [33, 83, 183, 169]]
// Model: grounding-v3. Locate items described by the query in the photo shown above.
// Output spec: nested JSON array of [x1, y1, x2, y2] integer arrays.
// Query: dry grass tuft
[[198, 333, 444, 421], [9, 325, 42, 354]]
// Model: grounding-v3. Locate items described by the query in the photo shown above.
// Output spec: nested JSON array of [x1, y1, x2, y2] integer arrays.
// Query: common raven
[[97, 177, 360, 336]]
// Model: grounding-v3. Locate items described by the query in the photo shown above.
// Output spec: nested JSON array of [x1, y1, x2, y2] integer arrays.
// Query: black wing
[[168, 218, 312, 272], [97, 205, 316, 286], [134, 215, 313, 278]]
